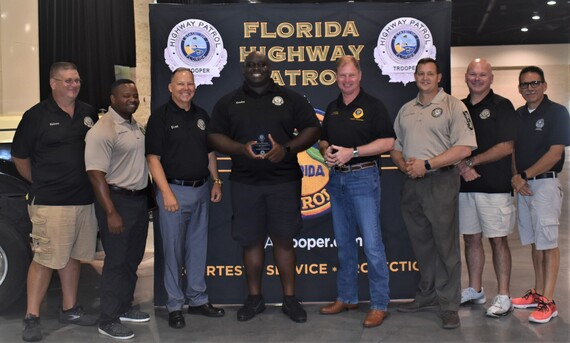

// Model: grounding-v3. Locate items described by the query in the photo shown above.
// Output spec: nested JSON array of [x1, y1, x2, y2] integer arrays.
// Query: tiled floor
[[1, 151, 568, 342]]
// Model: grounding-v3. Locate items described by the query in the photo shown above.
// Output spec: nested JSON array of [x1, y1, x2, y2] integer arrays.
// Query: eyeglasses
[[518, 80, 544, 89], [53, 78, 82, 85]]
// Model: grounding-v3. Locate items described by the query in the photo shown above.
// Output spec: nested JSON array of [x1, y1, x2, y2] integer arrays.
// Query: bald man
[[457, 59, 517, 318]]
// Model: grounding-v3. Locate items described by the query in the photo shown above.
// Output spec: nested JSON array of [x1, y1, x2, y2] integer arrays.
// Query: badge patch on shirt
[[272, 96, 284, 106], [431, 108, 443, 118], [479, 109, 490, 119], [535, 118, 544, 131], [197, 119, 206, 130], [84, 117, 94, 128], [463, 110, 474, 130], [352, 108, 364, 120]]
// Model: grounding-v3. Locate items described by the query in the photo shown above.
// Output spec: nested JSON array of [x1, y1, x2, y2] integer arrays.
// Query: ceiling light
[[546, 1, 556, 5], [521, 27, 529, 32], [532, 12, 541, 20]]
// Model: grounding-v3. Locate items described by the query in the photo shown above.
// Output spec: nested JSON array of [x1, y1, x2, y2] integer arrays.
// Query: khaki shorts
[[459, 192, 515, 238], [28, 203, 98, 269], [517, 178, 562, 250]]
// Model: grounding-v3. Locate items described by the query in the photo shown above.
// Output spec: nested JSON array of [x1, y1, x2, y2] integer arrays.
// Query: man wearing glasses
[[12, 62, 99, 342], [510, 66, 569, 324]]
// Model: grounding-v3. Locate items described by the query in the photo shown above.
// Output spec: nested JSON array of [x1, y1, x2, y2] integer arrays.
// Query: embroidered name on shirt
[[236, 101, 245, 104], [171, 125, 179, 129], [49, 122, 60, 126]]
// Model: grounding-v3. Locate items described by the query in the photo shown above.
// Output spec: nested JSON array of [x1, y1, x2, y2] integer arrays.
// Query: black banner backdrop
[[149, 2, 451, 304]]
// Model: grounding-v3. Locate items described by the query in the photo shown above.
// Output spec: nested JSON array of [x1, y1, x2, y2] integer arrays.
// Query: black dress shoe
[[282, 296, 307, 323], [188, 303, 225, 317], [168, 311, 185, 329], [237, 295, 266, 321]]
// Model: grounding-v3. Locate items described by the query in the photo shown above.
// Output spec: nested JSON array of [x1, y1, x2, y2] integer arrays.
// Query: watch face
[[466, 159, 473, 167]]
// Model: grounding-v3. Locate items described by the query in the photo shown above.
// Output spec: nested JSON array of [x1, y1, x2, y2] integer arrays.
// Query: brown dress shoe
[[363, 309, 388, 328], [319, 301, 358, 315]]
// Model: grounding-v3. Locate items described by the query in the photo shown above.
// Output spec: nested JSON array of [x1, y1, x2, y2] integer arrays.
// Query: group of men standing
[[12, 52, 568, 342]]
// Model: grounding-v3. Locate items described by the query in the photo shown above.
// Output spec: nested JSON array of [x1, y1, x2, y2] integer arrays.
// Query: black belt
[[167, 178, 207, 187], [529, 171, 557, 180], [424, 165, 455, 176], [332, 161, 377, 173], [108, 185, 146, 196]]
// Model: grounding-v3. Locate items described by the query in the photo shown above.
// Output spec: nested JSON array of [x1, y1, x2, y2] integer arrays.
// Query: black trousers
[[95, 191, 149, 325]]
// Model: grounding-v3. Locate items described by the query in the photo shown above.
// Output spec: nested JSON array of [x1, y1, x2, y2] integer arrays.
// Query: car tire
[[0, 215, 31, 313]]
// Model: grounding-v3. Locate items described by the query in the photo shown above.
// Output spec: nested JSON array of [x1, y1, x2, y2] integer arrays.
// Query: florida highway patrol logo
[[83, 116, 94, 128], [164, 19, 227, 86], [352, 108, 364, 120], [197, 119, 206, 131], [374, 17, 436, 85], [272, 96, 284, 106], [535, 118, 544, 131], [431, 108, 443, 118], [479, 109, 490, 119]]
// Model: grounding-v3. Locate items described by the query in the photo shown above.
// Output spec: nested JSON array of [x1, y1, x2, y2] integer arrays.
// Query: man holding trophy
[[208, 52, 321, 323]]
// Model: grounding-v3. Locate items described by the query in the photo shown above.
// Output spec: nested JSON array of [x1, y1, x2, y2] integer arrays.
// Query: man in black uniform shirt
[[456, 59, 517, 318], [12, 62, 99, 342], [146, 68, 224, 329], [318, 56, 395, 328], [208, 52, 321, 323]]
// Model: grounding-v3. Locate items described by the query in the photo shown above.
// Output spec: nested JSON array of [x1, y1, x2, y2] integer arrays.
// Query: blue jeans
[[327, 166, 390, 310]]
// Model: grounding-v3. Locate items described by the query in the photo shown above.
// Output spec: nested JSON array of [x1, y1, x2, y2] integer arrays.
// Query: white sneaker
[[486, 295, 513, 317], [461, 287, 486, 305]]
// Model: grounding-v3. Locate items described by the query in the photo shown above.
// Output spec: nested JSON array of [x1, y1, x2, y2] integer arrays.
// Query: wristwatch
[[520, 171, 528, 181], [213, 178, 223, 185], [284, 144, 291, 153], [352, 147, 359, 158], [465, 158, 474, 167], [424, 160, 432, 171]]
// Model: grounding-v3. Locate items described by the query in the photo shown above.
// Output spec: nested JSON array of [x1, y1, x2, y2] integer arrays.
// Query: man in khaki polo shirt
[[391, 58, 477, 329], [85, 79, 150, 339]]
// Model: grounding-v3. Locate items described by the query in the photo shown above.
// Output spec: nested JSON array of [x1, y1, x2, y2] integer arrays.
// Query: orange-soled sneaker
[[512, 289, 541, 309], [529, 298, 558, 324]]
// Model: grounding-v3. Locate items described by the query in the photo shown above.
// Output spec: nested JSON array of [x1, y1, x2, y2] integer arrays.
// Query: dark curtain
[[39, 0, 136, 110]]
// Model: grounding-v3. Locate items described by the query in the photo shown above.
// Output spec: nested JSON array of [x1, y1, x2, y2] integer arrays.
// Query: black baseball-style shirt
[[209, 80, 320, 185], [321, 89, 395, 166], [11, 95, 98, 205], [515, 95, 569, 173], [460, 90, 517, 193], [145, 98, 211, 181]]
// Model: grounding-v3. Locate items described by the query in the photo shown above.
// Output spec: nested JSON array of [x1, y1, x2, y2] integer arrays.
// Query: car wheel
[[0, 216, 31, 313]]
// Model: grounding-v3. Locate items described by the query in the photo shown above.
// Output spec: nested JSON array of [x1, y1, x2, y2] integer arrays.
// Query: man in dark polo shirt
[[12, 62, 99, 342], [208, 51, 321, 323], [457, 59, 517, 318], [85, 79, 150, 339], [510, 66, 569, 324], [146, 68, 224, 329], [318, 56, 395, 328]]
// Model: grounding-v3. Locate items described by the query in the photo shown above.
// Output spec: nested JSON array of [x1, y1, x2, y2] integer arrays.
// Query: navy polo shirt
[[11, 96, 98, 205], [145, 98, 211, 180], [514, 95, 570, 173]]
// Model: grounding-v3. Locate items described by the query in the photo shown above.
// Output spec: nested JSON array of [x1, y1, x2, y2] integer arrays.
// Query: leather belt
[[529, 171, 557, 180], [332, 161, 377, 173], [167, 178, 207, 187], [108, 185, 146, 196], [424, 165, 455, 176]]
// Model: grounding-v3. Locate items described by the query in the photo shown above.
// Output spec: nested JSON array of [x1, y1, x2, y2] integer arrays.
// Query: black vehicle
[[0, 142, 32, 313]]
